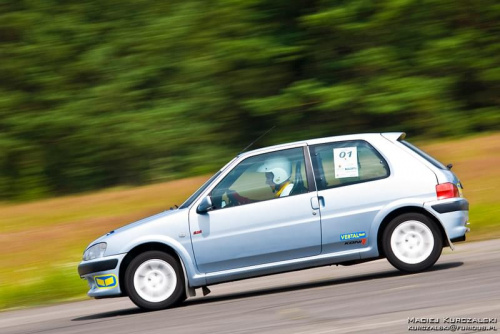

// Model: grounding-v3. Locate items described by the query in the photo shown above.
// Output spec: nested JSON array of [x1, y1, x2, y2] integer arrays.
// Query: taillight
[[436, 183, 460, 200]]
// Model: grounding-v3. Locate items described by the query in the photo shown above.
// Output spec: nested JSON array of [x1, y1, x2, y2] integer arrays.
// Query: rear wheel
[[383, 213, 443, 273], [125, 251, 185, 310]]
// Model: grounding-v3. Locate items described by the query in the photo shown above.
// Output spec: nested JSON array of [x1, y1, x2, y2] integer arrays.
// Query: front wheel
[[383, 213, 443, 273], [125, 251, 185, 311]]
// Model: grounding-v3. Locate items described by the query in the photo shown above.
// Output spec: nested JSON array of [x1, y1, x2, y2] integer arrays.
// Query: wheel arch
[[119, 242, 184, 297], [376, 206, 449, 258]]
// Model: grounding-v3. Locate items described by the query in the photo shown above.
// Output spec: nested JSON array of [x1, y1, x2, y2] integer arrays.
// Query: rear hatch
[[382, 133, 464, 199]]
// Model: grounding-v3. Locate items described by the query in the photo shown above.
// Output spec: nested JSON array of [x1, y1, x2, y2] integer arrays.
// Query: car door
[[188, 147, 321, 274], [309, 140, 391, 254]]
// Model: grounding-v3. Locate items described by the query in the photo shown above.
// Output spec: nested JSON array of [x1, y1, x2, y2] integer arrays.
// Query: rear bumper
[[431, 198, 469, 214], [78, 253, 127, 298], [425, 198, 470, 242], [450, 235, 466, 243]]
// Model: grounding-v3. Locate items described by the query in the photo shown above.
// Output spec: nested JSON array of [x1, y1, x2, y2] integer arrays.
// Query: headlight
[[83, 242, 107, 261]]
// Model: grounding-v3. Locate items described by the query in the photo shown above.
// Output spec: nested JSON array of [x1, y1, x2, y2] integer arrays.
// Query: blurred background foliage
[[0, 0, 499, 201]]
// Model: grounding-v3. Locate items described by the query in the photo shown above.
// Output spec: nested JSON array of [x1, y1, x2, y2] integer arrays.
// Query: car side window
[[210, 148, 309, 210], [310, 140, 389, 190]]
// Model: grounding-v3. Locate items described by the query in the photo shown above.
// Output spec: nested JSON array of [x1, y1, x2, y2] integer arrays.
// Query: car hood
[[112, 209, 180, 234], [86, 209, 184, 250]]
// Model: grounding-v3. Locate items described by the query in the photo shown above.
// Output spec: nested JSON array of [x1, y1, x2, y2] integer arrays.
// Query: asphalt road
[[1, 239, 499, 334]]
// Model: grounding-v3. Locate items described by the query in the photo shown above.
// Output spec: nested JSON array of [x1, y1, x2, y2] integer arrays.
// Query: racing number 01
[[339, 150, 352, 159]]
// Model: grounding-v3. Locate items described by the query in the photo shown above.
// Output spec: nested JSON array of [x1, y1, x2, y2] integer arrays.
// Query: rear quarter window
[[400, 140, 447, 170], [310, 140, 390, 190]]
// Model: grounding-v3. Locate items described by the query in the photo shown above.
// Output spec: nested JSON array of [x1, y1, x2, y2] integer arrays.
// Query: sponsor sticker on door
[[340, 231, 366, 240]]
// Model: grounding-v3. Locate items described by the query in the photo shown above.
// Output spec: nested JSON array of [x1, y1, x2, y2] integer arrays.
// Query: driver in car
[[227, 156, 294, 205]]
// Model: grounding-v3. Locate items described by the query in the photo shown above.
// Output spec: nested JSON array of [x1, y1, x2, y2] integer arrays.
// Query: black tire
[[383, 213, 443, 273], [125, 251, 185, 311]]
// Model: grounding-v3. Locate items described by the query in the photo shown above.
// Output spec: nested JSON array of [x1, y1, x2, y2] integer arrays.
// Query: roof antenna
[[239, 126, 275, 154]]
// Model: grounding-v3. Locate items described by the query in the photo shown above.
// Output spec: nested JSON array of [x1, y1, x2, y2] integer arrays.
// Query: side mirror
[[197, 196, 214, 214]]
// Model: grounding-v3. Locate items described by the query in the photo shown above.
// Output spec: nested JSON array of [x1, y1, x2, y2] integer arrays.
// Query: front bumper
[[425, 198, 470, 242], [78, 253, 127, 298]]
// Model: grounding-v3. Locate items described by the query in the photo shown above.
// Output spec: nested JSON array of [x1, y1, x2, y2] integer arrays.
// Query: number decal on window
[[334, 147, 358, 178], [339, 151, 353, 159]]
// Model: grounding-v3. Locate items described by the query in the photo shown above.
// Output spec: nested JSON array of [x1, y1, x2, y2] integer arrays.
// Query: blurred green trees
[[0, 0, 499, 200]]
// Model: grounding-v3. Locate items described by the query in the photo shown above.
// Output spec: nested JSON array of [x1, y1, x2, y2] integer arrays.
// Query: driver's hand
[[227, 189, 253, 206], [225, 189, 238, 207]]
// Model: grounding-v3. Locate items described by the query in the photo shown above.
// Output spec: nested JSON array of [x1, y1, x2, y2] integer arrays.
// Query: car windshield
[[178, 171, 221, 209], [179, 156, 239, 209]]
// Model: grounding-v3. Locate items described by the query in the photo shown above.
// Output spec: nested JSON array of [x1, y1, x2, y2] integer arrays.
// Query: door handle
[[310, 197, 320, 210]]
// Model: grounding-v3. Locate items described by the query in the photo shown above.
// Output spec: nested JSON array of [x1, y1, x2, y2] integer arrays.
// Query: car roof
[[238, 132, 405, 159]]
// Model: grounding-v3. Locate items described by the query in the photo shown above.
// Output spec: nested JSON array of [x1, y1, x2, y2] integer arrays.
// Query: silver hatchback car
[[78, 132, 469, 310]]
